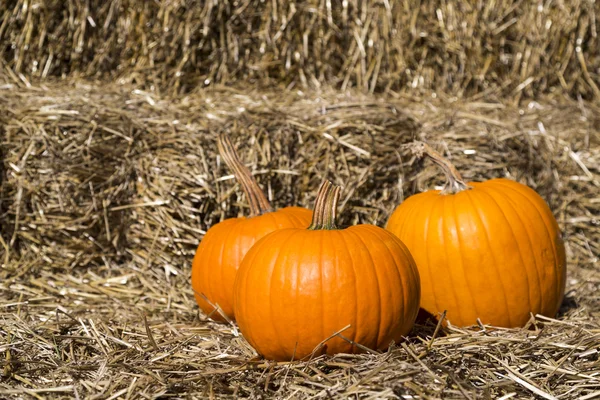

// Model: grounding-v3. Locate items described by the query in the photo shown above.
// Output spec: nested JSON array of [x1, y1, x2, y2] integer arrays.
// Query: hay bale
[[0, 83, 141, 269], [0, 79, 420, 271], [1, 0, 599, 99]]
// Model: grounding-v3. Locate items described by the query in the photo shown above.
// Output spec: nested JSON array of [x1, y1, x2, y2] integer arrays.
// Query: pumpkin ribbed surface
[[192, 206, 311, 321], [191, 134, 312, 322], [233, 181, 420, 361], [386, 178, 566, 327]]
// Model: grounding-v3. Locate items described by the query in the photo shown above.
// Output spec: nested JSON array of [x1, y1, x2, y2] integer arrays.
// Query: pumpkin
[[233, 180, 421, 361], [191, 135, 312, 322], [386, 141, 567, 328]]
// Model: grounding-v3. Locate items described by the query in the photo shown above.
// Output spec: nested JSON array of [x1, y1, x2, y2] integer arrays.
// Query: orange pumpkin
[[234, 181, 421, 361], [191, 135, 312, 322], [386, 142, 567, 328]]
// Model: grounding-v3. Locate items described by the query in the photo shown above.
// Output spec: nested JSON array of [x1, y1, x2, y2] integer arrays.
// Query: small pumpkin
[[234, 180, 421, 361], [386, 142, 567, 328], [191, 135, 312, 322]]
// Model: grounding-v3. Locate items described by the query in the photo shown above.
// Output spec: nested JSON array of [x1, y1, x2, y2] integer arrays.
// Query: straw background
[[1, 0, 599, 99]]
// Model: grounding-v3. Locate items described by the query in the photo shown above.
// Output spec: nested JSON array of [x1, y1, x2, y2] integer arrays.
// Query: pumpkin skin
[[191, 134, 312, 322], [233, 182, 421, 361], [386, 177, 566, 328], [191, 206, 312, 321]]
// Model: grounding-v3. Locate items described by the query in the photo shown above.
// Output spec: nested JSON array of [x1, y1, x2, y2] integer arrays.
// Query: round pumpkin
[[386, 142, 567, 328], [191, 135, 312, 322], [233, 180, 421, 361]]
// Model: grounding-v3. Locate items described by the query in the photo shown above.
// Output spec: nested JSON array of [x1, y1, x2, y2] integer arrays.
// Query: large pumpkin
[[386, 142, 567, 328], [191, 135, 312, 322], [234, 180, 421, 361]]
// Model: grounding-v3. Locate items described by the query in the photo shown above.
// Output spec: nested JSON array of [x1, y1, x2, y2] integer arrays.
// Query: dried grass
[[0, 70, 598, 398], [1, 0, 599, 100]]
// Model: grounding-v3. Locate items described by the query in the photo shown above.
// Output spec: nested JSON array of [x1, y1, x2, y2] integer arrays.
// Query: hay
[[1, 0, 599, 99], [0, 72, 598, 398]]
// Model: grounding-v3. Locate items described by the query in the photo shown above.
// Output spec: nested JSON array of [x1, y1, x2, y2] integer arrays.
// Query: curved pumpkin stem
[[409, 141, 472, 195], [217, 134, 273, 216], [309, 180, 341, 230]]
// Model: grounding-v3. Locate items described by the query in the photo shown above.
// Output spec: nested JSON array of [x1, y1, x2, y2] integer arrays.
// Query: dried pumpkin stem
[[409, 141, 472, 195], [217, 134, 274, 216], [308, 180, 330, 229], [309, 180, 341, 230]]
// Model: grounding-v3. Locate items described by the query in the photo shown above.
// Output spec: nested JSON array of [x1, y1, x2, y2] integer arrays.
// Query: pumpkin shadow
[[411, 308, 445, 339], [556, 293, 579, 317]]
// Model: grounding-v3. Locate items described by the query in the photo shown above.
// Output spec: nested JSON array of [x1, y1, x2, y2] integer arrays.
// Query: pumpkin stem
[[409, 141, 472, 195], [308, 180, 341, 230], [217, 134, 274, 216]]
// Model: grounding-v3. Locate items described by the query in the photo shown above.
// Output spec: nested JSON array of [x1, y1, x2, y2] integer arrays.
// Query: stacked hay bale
[[1, 0, 598, 99]]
